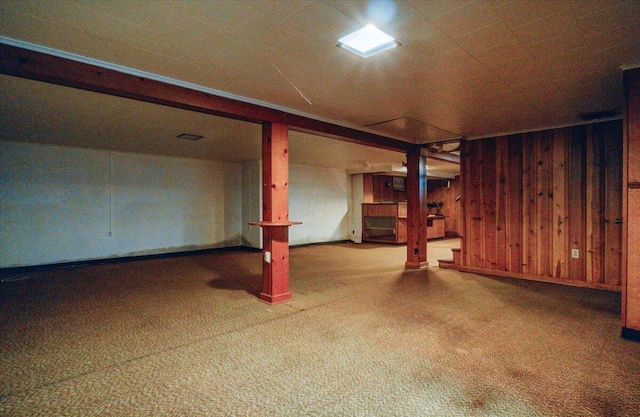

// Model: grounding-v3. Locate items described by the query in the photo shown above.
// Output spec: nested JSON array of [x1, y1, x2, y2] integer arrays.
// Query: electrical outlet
[[571, 249, 579, 259], [264, 251, 271, 264]]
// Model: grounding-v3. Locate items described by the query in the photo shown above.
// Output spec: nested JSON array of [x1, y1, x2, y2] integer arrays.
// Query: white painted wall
[[0, 142, 354, 268], [241, 159, 262, 249], [0, 141, 242, 268], [289, 164, 350, 246], [350, 174, 364, 243]]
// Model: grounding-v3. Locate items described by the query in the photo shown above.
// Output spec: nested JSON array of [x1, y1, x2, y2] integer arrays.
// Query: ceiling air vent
[[177, 133, 203, 141]]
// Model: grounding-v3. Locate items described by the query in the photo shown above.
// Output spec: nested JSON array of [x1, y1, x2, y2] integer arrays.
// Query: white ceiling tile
[[407, 28, 459, 58], [2, 0, 40, 16], [247, 0, 310, 20], [583, 25, 640, 56], [407, 0, 473, 20], [286, 1, 355, 37], [511, 9, 577, 45], [3, 9, 79, 51], [143, 7, 207, 43], [525, 30, 586, 60], [576, 0, 640, 36], [79, 0, 159, 25], [39, 0, 108, 34], [378, 9, 439, 45], [492, 0, 572, 29], [486, 54, 539, 79], [156, 25, 231, 63], [568, 0, 629, 18], [431, 1, 501, 38], [472, 41, 530, 67], [485, 0, 513, 7], [426, 47, 489, 79], [181, 0, 257, 33], [154, 1, 195, 13], [455, 21, 519, 55], [98, 14, 163, 50], [233, 11, 301, 49]]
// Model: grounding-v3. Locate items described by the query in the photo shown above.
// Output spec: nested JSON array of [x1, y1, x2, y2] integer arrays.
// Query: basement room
[[1, 1, 640, 416]]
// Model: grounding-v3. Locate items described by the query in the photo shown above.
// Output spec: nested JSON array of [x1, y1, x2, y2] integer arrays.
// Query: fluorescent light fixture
[[177, 133, 203, 141], [337, 24, 399, 58]]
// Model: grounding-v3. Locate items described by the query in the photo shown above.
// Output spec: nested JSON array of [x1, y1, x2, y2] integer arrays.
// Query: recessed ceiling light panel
[[337, 24, 400, 58]]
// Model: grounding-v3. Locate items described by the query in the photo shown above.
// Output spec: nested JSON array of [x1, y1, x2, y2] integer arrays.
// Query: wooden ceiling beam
[[424, 149, 461, 164], [0, 43, 411, 153]]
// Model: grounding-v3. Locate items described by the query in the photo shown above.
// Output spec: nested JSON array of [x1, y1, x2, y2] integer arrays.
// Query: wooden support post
[[622, 67, 640, 341], [249, 122, 301, 304], [406, 146, 428, 268]]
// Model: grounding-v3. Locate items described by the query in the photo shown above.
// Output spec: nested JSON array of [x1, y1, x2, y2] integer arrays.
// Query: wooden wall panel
[[552, 129, 569, 278], [482, 138, 497, 270], [506, 135, 523, 273], [522, 133, 535, 275], [461, 140, 471, 266], [495, 136, 508, 271], [586, 124, 604, 283], [459, 121, 622, 291], [369, 174, 406, 203], [536, 131, 553, 276], [426, 176, 462, 237], [363, 174, 374, 203], [467, 140, 484, 268], [603, 121, 623, 286], [568, 126, 586, 281]]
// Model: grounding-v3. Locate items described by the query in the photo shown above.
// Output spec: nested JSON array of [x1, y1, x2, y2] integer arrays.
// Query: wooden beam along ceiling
[[0, 42, 412, 153]]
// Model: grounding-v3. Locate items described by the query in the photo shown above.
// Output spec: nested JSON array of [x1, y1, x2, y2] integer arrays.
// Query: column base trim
[[405, 261, 428, 269], [621, 327, 640, 343], [259, 292, 292, 305]]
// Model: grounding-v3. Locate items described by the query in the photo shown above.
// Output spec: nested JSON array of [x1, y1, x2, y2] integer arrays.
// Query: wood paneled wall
[[624, 67, 640, 331], [460, 120, 623, 290], [427, 177, 462, 237], [363, 174, 407, 203]]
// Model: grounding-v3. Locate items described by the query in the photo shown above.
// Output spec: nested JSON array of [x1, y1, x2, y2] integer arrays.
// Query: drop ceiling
[[1, 0, 639, 174]]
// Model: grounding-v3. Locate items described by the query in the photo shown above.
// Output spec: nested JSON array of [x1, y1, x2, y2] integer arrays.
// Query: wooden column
[[623, 67, 640, 341], [250, 122, 300, 304], [405, 146, 428, 268]]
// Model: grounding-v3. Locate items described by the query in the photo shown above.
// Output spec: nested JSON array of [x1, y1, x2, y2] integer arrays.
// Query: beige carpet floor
[[1, 240, 639, 416]]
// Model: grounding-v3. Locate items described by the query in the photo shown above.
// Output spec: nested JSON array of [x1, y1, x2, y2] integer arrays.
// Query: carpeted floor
[[1, 240, 639, 416]]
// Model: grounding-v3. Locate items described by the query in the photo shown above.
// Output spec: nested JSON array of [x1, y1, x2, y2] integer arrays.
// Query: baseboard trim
[[290, 239, 351, 249], [0, 246, 252, 277], [437, 264, 622, 292], [0, 241, 353, 277], [621, 327, 640, 343]]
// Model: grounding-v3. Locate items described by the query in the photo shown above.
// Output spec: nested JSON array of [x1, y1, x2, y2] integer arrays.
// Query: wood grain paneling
[[495, 136, 508, 271], [367, 174, 406, 203], [427, 177, 462, 237], [603, 124, 623, 286], [458, 120, 622, 290], [552, 129, 568, 278], [623, 67, 640, 330], [568, 126, 586, 281], [506, 135, 523, 273]]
